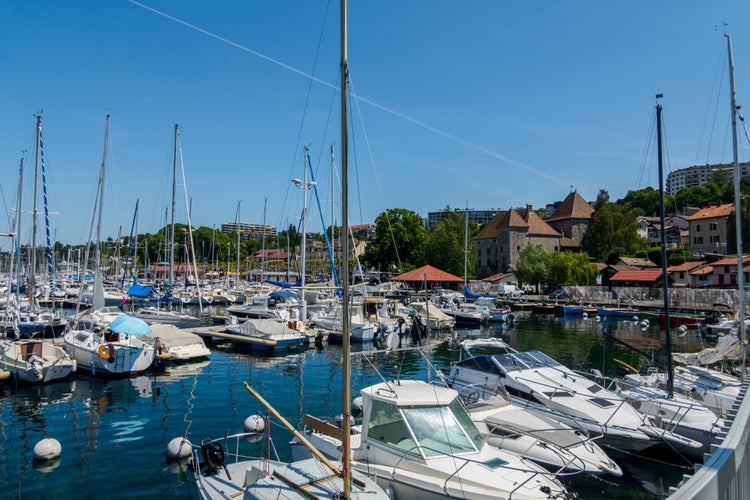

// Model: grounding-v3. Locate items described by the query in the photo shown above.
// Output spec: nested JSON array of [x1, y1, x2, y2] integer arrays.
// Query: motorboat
[[292, 380, 570, 499], [224, 318, 307, 354], [310, 301, 377, 342], [610, 371, 724, 457], [63, 315, 155, 376], [133, 306, 204, 329], [447, 339, 701, 455], [465, 393, 622, 476], [475, 296, 515, 323], [226, 291, 300, 321], [145, 323, 211, 362], [0, 338, 76, 383]]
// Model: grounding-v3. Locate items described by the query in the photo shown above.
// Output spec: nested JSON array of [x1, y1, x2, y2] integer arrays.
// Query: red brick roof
[[711, 255, 750, 266], [667, 261, 705, 272], [475, 211, 508, 240]]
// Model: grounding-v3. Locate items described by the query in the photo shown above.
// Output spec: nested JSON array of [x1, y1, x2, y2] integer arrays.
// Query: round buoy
[[166, 436, 192, 459], [582, 312, 588, 319], [632, 316, 639, 322], [595, 316, 601, 322], [244, 414, 265, 433], [676, 325, 688, 337], [352, 396, 364, 413], [33, 437, 61, 461], [0, 370, 10, 381]]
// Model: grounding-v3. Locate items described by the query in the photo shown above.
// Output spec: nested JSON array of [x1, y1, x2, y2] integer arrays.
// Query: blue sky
[[1, 1, 749, 246]]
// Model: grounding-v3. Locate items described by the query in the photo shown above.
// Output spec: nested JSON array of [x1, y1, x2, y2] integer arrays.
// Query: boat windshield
[[401, 400, 483, 458], [492, 350, 560, 372]]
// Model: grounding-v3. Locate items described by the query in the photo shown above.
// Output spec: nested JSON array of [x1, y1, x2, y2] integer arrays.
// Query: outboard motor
[[201, 439, 230, 479]]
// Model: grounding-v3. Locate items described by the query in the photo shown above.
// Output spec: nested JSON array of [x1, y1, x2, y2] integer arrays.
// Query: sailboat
[[191, 3, 390, 499], [63, 115, 156, 376]]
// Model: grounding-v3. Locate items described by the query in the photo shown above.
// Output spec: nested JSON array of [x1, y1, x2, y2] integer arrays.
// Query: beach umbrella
[[108, 315, 152, 336]]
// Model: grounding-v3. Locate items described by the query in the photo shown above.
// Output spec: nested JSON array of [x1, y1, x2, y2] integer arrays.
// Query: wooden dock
[[183, 325, 279, 347]]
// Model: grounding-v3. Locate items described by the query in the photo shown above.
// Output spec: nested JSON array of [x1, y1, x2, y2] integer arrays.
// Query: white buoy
[[352, 396, 364, 413], [632, 316, 639, 322], [582, 312, 588, 319], [244, 414, 265, 433], [595, 315, 601, 322], [639, 320, 650, 328], [676, 325, 688, 337], [33, 437, 61, 461], [166, 436, 192, 459]]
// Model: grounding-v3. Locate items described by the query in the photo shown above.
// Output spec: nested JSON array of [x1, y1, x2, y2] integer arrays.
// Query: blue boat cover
[[270, 291, 297, 299], [265, 279, 302, 289], [128, 283, 154, 297]]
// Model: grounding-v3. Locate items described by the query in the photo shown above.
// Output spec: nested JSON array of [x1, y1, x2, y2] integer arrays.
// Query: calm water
[[0, 311, 710, 499]]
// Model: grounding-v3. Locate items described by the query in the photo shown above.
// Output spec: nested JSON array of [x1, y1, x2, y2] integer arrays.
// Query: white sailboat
[[63, 115, 155, 376]]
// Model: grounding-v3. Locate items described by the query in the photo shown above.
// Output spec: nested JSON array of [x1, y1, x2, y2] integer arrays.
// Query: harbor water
[[0, 310, 710, 499]]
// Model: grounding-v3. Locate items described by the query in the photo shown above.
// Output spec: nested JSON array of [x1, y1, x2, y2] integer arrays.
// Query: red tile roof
[[712, 255, 750, 266], [609, 269, 664, 282], [546, 191, 594, 222], [667, 261, 706, 272], [393, 265, 464, 282], [687, 203, 734, 220]]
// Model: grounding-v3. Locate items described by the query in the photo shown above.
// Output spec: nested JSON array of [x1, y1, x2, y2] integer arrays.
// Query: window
[[695, 224, 701, 232], [709, 222, 718, 231], [368, 399, 418, 455], [710, 235, 721, 244]]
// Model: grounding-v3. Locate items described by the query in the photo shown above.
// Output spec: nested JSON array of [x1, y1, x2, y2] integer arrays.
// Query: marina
[[0, 309, 718, 499]]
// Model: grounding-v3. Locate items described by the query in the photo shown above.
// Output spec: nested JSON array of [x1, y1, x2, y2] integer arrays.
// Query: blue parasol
[[108, 315, 152, 336]]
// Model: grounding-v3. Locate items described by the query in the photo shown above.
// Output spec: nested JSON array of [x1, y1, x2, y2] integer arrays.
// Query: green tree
[[548, 252, 597, 285], [363, 208, 426, 271], [582, 189, 647, 263], [424, 212, 477, 278], [516, 243, 548, 292]]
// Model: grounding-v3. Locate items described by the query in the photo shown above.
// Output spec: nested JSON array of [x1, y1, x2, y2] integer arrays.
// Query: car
[[548, 289, 569, 300]]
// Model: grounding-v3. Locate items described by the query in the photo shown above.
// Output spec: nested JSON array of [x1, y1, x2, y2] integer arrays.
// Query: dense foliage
[[424, 212, 478, 279], [581, 190, 647, 263], [362, 208, 426, 272], [515, 243, 548, 292]]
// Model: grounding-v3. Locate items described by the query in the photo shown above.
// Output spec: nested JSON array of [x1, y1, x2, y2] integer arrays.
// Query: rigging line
[[128, 0, 568, 188], [348, 77, 402, 269], [695, 40, 728, 164], [705, 54, 728, 164], [635, 110, 656, 190]]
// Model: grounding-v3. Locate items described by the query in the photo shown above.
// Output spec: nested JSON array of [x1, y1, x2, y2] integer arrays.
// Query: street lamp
[[291, 149, 317, 322]]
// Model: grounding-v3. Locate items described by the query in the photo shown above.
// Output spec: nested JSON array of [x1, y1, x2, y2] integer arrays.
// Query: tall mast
[[30, 115, 42, 312], [235, 200, 241, 288], [96, 116, 109, 274], [170, 124, 178, 287], [656, 95, 673, 398], [727, 34, 746, 372], [14, 157, 24, 299], [340, 0, 352, 495]]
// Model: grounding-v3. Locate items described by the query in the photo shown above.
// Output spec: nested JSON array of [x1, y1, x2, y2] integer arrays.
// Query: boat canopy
[[270, 290, 297, 299]]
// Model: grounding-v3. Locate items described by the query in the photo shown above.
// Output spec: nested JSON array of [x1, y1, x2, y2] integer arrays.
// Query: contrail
[[128, 0, 568, 186]]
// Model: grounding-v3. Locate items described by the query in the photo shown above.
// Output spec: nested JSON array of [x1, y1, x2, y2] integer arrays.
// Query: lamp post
[[292, 148, 317, 321]]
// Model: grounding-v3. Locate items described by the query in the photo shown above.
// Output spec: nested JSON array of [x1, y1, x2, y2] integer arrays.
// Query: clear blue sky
[[1, 1, 749, 246]]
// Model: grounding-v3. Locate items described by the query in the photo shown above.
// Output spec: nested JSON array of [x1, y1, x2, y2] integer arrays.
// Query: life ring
[[98, 343, 115, 360]]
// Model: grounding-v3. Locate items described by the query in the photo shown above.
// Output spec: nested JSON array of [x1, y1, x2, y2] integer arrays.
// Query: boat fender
[[97, 343, 115, 360], [155, 337, 163, 355]]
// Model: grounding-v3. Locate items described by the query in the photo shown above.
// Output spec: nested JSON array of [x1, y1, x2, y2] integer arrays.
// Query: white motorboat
[[448, 339, 701, 455], [226, 291, 300, 321], [133, 306, 204, 329], [465, 393, 621, 476], [292, 380, 570, 499], [310, 302, 377, 342], [475, 296, 515, 323], [0, 338, 76, 383], [611, 372, 724, 457], [63, 315, 155, 376], [145, 323, 211, 362]]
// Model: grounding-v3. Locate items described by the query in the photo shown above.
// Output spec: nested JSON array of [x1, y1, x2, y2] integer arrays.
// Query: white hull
[[63, 329, 155, 376], [0, 339, 76, 383]]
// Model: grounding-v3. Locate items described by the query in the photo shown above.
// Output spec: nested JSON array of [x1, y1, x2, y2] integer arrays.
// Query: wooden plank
[[303, 414, 345, 441]]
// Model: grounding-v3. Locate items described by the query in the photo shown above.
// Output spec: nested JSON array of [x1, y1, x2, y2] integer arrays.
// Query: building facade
[[687, 203, 734, 256], [221, 222, 278, 239], [426, 208, 498, 229], [666, 162, 750, 195]]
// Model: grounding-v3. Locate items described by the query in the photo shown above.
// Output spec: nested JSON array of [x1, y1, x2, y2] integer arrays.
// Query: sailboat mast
[[340, 0, 352, 495], [656, 96, 674, 398], [30, 115, 42, 312], [170, 124, 178, 287], [96, 116, 109, 275], [236, 200, 241, 288], [727, 34, 746, 372], [14, 157, 24, 299]]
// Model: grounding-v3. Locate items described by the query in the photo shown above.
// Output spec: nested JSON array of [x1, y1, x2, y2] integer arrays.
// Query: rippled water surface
[[0, 311, 709, 499]]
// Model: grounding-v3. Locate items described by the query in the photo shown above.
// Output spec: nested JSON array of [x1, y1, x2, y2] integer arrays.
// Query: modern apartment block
[[666, 162, 750, 195]]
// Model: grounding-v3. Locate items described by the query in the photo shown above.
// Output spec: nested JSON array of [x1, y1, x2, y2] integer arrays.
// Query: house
[[689, 264, 714, 288], [474, 204, 562, 279], [687, 203, 734, 256], [667, 261, 706, 287], [711, 255, 750, 288]]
